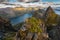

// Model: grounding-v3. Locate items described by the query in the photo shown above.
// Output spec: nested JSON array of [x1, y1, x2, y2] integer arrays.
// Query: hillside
[[0, 6, 60, 40], [0, 7, 39, 18]]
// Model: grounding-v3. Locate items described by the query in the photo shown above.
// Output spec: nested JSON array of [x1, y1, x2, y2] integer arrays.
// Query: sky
[[9, 0, 60, 3], [43, 0, 60, 2]]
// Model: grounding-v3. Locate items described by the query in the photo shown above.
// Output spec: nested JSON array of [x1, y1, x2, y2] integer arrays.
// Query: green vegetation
[[0, 6, 60, 40], [44, 6, 59, 26], [25, 17, 43, 33], [46, 9, 58, 26]]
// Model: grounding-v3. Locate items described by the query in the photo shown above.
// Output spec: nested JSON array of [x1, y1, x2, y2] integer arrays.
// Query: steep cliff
[[0, 16, 17, 32], [45, 6, 60, 40], [44, 6, 58, 26]]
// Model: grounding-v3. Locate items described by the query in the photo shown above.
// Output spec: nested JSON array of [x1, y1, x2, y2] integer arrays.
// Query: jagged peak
[[45, 6, 55, 13], [44, 6, 56, 17], [46, 6, 53, 11]]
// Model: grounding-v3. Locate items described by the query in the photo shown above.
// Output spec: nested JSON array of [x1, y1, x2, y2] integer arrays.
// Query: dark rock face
[[33, 9, 45, 19], [0, 16, 17, 32], [44, 6, 56, 19], [0, 16, 17, 40], [45, 6, 60, 40], [44, 6, 55, 17], [57, 16, 60, 25], [48, 25, 60, 40]]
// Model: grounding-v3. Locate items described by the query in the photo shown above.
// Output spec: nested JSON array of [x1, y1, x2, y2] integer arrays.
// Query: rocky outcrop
[[45, 6, 58, 26], [15, 17, 49, 40], [16, 27, 48, 40], [0, 8, 15, 18], [44, 6, 60, 40], [44, 6, 55, 17], [47, 25, 60, 40], [0, 16, 17, 32], [14, 6, 60, 40], [0, 16, 17, 40], [33, 9, 45, 19], [0, 6, 59, 40]]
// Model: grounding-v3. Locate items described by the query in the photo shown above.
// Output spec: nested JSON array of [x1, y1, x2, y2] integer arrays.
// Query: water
[[10, 8, 60, 25], [10, 13, 32, 25]]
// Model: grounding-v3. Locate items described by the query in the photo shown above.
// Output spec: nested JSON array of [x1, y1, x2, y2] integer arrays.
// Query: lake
[[10, 8, 60, 25], [10, 11, 33, 25]]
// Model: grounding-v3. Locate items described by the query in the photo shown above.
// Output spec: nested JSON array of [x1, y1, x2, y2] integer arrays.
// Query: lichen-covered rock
[[16, 17, 48, 40], [48, 25, 60, 40], [25, 32, 33, 40]]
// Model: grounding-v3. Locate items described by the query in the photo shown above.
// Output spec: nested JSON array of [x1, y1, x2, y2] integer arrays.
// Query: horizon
[[6, 0, 60, 2], [6, 0, 60, 4]]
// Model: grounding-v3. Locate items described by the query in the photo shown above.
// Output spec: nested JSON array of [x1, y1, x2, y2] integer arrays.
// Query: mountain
[[0, 6, 60, 40], [0, 7, 26, 18], [33, 9, 45, 19], [0, 16, 17, 40], [0, 7, 34, 18], [44, 6, 60, 40], [0, 8, 15, 18], [44, 6, 58, 26], [16, 17, 48, 40]]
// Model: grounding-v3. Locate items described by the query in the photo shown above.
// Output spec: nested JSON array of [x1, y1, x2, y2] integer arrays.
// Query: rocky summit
[[15, 6, 60, 40], [0, 6, 60, 40], [44, 6, 60, 40]]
